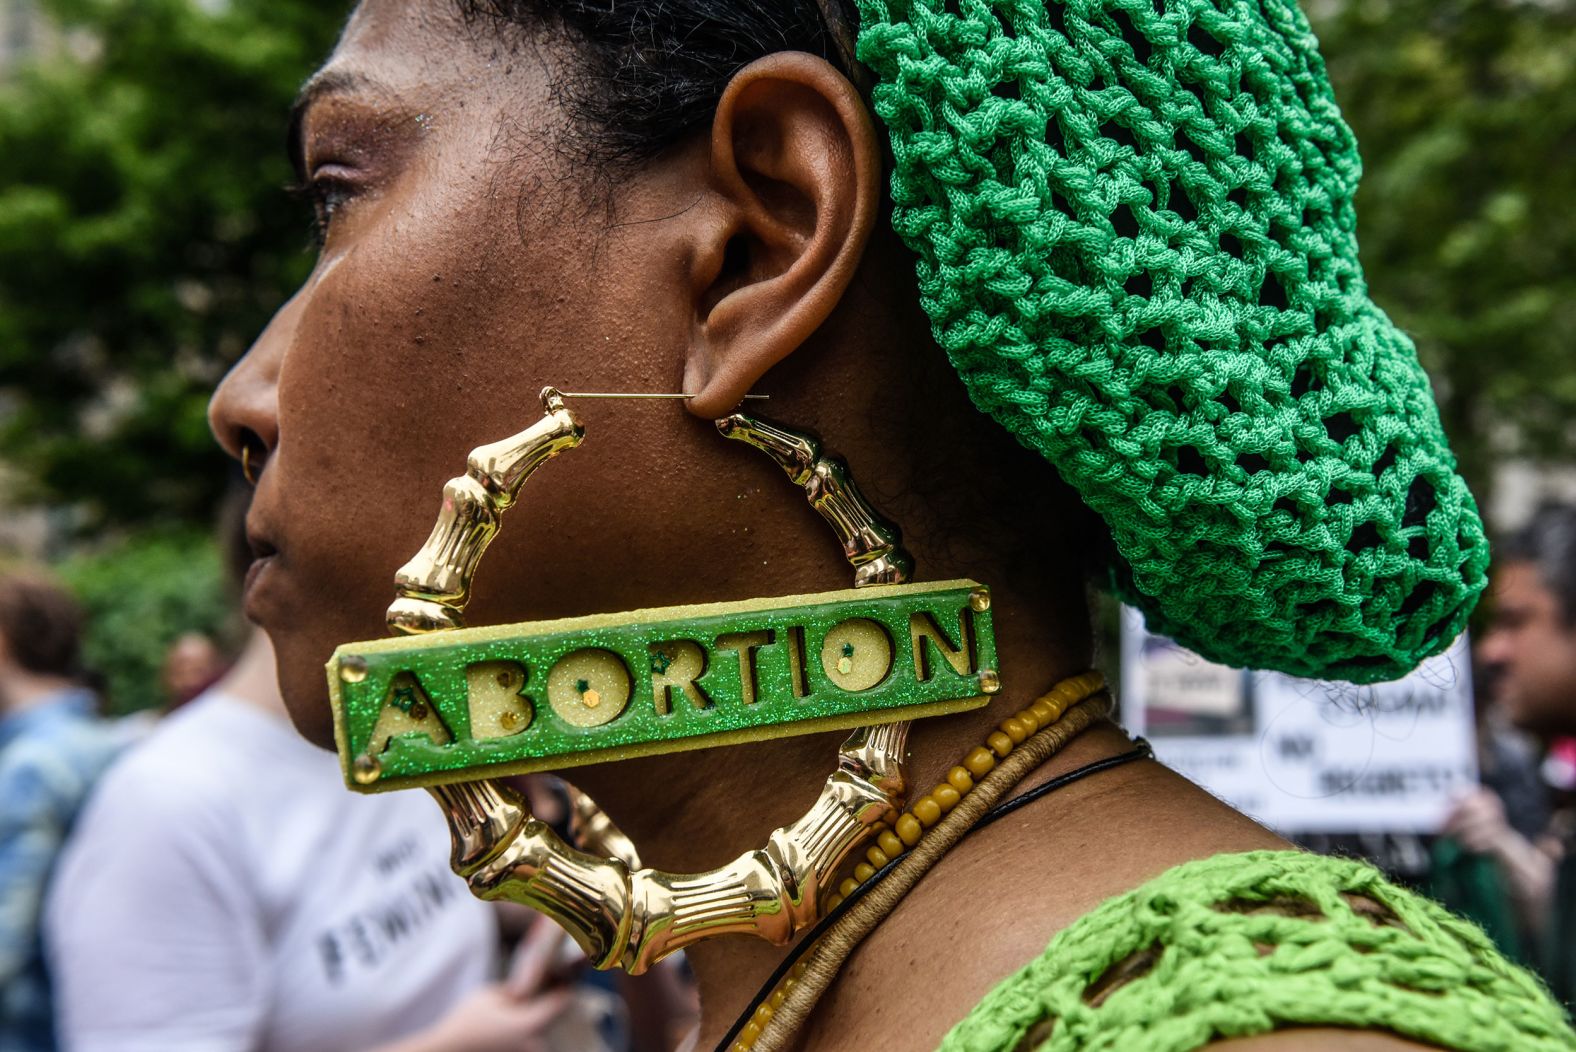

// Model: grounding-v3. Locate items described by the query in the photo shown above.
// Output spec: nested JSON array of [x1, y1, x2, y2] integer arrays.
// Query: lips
[[246, 529, 278, 561], [242, 526, 281, 617]]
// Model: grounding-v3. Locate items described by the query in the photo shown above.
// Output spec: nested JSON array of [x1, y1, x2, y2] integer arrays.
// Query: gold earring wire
[[559, 391, 771, 401], [388, 388, 922, 974]]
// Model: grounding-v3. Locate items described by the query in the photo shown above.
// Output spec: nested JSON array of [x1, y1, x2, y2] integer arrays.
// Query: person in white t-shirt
[[43, 630, 572, 1052]]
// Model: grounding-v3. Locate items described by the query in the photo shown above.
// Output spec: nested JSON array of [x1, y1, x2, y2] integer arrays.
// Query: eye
[[288, 171, 357, 249]]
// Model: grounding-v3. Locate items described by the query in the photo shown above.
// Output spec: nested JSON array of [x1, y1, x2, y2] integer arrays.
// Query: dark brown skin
[[209, 3, 1441, 1049]]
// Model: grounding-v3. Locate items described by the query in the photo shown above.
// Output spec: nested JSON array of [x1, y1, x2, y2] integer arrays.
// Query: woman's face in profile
[[209, 0, 736, 744]]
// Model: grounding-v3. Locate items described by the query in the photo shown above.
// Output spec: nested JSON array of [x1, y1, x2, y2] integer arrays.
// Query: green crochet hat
[[852, 0, 1489, 683]]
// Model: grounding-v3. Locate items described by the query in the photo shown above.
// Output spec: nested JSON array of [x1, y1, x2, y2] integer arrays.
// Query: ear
[[681, 52, 882, 419]]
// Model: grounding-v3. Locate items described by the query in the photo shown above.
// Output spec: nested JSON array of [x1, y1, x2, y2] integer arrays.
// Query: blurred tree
[[0, 0, 345, 531], [1307, 0, 1576, 495], [57, 528, 227, 713], [0, 0, 1571, 536]]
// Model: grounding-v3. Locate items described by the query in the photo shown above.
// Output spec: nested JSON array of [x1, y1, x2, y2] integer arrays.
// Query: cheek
[[1505, 623, 1576, 699], [268, 223, 529, 648], [262, 159, 700, 715], [266, 185, 639, 628], [274, 254, 435, 603], [1532, 628, 1576, 683], [275, 634, 340, 749]]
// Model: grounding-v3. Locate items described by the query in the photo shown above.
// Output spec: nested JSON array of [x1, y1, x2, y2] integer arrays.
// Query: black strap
[[972, 738, 1153, 833]]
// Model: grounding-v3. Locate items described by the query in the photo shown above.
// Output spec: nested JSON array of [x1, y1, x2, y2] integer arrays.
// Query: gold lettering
[[909, 608, 975, 681], [785, 626, 810, 698], [820, 618, 893, 692], [648, 640, 713, 715], [465, 660, 533, 739], [546, 649, 631, 728], [369, 671, 453, 753], [714, 630, 774, 705]]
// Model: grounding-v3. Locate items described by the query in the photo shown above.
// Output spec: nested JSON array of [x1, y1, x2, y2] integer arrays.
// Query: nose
[[1476, 626, 1512, 672], [209, 290, 300, 477]]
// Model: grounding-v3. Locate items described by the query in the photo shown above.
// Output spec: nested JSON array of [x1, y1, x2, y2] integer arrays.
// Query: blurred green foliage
[[56, 529, 228, 714], [1306, 0, 1576, 493], [0, 0, 1568, 538], [0, 0, 1571, 728], [0, 0, 346, 531]]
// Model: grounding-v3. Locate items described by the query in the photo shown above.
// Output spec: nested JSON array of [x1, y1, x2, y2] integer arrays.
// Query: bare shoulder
[[1207, 1029, 1446, 1050], [804, 726, 1294, 1051]]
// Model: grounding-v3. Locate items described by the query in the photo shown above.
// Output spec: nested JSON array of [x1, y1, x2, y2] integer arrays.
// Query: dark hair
[[1499, 503, 1576, 624], [0, 569, 84, 679], [459, 0, 858, 169]]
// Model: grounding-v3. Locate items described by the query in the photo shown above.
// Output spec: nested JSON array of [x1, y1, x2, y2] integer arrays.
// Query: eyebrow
[[286, 69, 376, 179]]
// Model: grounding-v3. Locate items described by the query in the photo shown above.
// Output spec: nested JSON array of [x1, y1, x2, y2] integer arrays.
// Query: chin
[[1502, 693, 1569, 739], [284, 697, 339, 751], [275, 644, 341, 751]]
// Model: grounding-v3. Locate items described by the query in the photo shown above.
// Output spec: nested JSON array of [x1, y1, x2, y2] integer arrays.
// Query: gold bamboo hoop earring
[[390, 388, 922, 973]]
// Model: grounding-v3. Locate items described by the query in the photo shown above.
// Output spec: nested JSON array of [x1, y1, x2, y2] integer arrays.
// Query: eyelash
[[288, 174, 354, 248]]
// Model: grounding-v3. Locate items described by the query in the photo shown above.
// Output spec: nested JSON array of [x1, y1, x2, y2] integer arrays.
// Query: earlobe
[[682, 53, 881, 419]]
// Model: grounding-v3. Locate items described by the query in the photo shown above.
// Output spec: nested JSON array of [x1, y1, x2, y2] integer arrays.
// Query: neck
[[0, 669, 81, 716], [564, 568, 1099, 1042]]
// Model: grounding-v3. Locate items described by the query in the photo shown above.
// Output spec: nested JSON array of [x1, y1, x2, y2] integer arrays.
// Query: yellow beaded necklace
[[728, 669, 1109, 1052]]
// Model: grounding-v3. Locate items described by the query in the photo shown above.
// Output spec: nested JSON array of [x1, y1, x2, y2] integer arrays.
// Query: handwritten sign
[[1121, 607, 1477, 833]]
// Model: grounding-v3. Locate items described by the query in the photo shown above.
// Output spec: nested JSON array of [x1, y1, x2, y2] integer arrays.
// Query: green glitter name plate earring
[[326, 387, 996, 972], [331, 578, 996, 791], [332, 579, 996, 793]]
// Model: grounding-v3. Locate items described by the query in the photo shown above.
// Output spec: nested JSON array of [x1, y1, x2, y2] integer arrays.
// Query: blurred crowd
[[1433, 504, 1576, 1001], [0, 498, 700, 1052], [6, 501, 1576, 1050]]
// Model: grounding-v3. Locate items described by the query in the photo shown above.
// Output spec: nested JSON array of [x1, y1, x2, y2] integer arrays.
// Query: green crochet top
[[940, 850, 1575, 1051]]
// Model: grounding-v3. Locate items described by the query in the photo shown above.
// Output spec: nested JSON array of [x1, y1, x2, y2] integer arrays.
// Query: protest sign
[[1122, 607, 1477, 833]]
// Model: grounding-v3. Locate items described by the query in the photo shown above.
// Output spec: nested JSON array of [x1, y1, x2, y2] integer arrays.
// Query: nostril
[[239, 429, 268, 486]]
